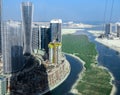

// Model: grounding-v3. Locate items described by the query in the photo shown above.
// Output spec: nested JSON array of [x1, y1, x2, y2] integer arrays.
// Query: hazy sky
[[2, 0, 120, 22]]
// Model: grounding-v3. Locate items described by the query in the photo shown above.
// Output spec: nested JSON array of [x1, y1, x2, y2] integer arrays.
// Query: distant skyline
[[2, 0, 120, 23]]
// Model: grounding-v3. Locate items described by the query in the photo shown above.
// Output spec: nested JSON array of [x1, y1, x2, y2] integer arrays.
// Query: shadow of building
[[11, 46, 24, 73], [9, 54, 50, 95]]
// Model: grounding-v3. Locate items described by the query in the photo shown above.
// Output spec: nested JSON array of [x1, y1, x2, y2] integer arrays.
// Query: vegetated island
[[62, 34, 113, 95]]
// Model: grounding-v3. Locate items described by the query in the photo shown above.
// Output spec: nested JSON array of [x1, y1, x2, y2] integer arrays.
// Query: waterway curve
[[45, 54, 83, 95]]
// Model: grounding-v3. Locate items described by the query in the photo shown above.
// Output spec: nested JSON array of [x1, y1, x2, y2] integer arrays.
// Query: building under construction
[[48, 42, 62, 64]]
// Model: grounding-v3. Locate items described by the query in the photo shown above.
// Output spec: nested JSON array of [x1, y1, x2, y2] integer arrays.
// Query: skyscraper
[[32, 24, 41, 51], [117, 24, 120, 37], [2, 21, 24, 74], [48, 19, 62, 64], [0, 0, 2, 54], [21, 2, 33, 55], [50, 19, 62, 42], [41, 26, 50, 53], [41, 26, 46, 50], [105, 23, 112, 37]]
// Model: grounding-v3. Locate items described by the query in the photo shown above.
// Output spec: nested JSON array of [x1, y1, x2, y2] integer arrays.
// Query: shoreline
[[96, 54, 116, 95], [66, 53, 116, 95], [88, 30, 117, 95], [95, 38, 120, 53], [66, 53, 85, 94], [98, 65, 117, 95], [110, 73, 117, 95], [62, 28, 84, 35]]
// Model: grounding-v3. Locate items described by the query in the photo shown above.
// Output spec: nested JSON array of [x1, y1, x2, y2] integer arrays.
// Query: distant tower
[[105, 23, 112, 37], [0, 0, 2, 54], [117, 24, 120, 37], [2, 21, 24, 74], [50, 19, 62, 42], [21, 2, 33, 55]]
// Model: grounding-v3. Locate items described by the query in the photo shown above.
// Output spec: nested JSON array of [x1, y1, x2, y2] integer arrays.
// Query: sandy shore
[[110, 72, 117, 95], [62, 29, 84, 35], [88, 30, 120, 53], [96, 38, 120, 53], [88, 30, 104, 37]]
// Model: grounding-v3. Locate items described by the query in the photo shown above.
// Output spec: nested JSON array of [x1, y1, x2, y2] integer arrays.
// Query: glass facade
[[117, 24, 120, 37], [32, 25, 41, 51], [50, 19, 62, 42], [2, 21, 24, 74], [41, 26, 50, 53], [105, 23, 112, 36], [21, 2, 33, 55], [0, 0, 2, 54]]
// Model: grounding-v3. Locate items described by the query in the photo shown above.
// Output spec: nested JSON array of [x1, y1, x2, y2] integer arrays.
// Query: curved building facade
[[50, 19, 62, 42], [21, 2, 33, 55]]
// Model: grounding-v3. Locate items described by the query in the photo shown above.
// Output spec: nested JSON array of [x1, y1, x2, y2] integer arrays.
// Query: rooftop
[[50, 19, 62, 23]]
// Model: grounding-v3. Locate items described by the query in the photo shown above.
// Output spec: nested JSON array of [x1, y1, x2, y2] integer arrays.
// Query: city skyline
[[1, 1, 120, 95], [0, 1, 69, 94], [2, 0, 120, 22]]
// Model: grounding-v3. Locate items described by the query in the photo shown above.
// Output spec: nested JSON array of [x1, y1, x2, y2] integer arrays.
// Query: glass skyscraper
[[50, 19, 62, 42], [32, 24, 41, 51], [0, 0, 2, 54], [21, 2, 33, 55], [49, 19, 62, 64], [105, 23, 112, 37], [117, 24, 120, 37], [41, 26, 50, 53], [2, 21, 24, 74]]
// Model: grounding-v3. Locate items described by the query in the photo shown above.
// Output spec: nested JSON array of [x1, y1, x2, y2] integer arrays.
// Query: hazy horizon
[[2, 0, 120, 23]]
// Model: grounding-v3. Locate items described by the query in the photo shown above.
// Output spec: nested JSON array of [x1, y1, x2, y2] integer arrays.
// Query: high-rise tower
[[105, 23, 112, 37], [21, 2, 33, 55], [41, 26, 50, 53], [2, 21, 24, 74], [32, 24, 41, 51], [0, 0, 2, 54], [117, 24, 120, 37], [49, 19, 62, 64], [50, 19, 62, 42]]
